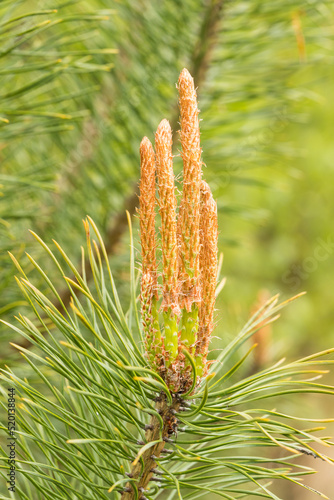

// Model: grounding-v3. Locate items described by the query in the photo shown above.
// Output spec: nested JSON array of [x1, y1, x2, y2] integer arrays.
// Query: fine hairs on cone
[[139, 69, 218, 393]]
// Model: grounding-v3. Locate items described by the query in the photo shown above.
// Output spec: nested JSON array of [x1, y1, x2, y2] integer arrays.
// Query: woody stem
[[121, 395, 181, 500]]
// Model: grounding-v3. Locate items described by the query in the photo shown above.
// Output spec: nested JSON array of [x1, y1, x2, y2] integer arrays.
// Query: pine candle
[[139, 69, 218, 393]]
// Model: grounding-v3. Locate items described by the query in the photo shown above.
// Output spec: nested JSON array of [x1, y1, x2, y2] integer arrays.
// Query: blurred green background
[[1, 0, 333, 497]]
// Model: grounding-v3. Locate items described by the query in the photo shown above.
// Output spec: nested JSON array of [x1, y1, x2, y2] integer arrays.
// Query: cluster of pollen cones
[[139, 68, 218, 393]]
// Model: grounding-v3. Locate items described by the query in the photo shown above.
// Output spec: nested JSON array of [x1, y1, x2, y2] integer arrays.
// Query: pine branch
[[1, 219, 333, 499], [0, 107, 333, 493], [0, 1, 116, 333], [1, 5, 334, 499], [189, 0, 224, 89]]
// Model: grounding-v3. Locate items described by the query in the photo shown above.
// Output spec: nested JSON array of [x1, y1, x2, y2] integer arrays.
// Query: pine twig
[[121, 394, 181, 500]]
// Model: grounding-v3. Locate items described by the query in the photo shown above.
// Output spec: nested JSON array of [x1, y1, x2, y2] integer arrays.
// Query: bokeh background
[[1, 0, 333, 497]]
